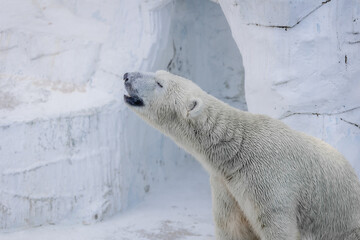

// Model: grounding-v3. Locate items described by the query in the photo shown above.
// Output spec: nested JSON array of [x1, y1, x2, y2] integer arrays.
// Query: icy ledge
[[0, 89, 115, 126], [0, 83, 189, 229], [0, 90, 121, 229]]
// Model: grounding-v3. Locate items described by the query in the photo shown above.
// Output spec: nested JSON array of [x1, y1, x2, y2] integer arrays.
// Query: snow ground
[[0, 161, 214, 240]]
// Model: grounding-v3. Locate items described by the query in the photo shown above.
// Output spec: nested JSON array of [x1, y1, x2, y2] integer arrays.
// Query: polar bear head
[[123, 70, 205, 133]]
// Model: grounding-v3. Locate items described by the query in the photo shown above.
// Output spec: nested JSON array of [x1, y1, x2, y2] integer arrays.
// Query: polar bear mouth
[[123, 72, 144, 106], [124, 94, 144, 106]]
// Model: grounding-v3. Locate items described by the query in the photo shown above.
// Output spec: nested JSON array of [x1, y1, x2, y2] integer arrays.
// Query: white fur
[[125, 70, 360, 240]]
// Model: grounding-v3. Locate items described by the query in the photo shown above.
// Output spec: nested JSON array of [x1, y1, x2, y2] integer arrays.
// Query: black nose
[[123, 72, 129, 82]]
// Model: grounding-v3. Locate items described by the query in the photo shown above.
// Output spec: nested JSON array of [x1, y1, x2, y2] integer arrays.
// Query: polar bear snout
[[123, 72, 160, 107], [123, 72, 145, 107]]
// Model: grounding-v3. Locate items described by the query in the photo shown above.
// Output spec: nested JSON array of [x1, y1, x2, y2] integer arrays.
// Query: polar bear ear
[[155, 70, 168, 75], [185, 97, 203, 118], [155, 70, 171, 78]]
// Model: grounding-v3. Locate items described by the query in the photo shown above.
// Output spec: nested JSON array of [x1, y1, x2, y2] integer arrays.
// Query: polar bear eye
[[156, 82, 163, 88], [189, 101, 197, 111]]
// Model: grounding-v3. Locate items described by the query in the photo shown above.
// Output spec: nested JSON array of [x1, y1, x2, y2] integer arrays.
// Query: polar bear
[[123, 70, 360, 240]]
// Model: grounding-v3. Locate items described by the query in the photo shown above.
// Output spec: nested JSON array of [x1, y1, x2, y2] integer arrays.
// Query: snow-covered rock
[[0, 0, 183, 229], [218, 0, 360, 172], [0, 0, 359, 230]]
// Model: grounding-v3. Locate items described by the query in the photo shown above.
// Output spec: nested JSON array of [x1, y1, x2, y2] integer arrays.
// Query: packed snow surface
[[1, 162, 214, 240]]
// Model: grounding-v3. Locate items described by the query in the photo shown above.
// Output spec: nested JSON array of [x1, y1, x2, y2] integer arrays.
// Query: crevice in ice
[[166, 40, 176, 72], [2, 147, 108, 176], [247, 0, 332, 30], [280, 106, 360, 119], [30, 50, 69, 61], [153, 0, 247, 110], [0, 202, 10, 215], [88, 44, 103, 85], [0, 45, 18, 52], [340, 118, 360, 129], [348, 40, 360, 44], [1, 190, 76, 201], [99, 68, 122, 78]]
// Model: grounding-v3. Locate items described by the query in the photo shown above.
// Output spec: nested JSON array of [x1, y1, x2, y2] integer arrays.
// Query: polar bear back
[[235, 112, 360, 235]]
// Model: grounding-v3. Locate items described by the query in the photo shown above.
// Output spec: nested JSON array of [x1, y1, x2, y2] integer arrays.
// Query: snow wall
[[0, 0, 359, 229]]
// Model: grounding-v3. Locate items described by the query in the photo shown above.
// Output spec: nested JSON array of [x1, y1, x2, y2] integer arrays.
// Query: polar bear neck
[[165, 96, 249, 175]]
